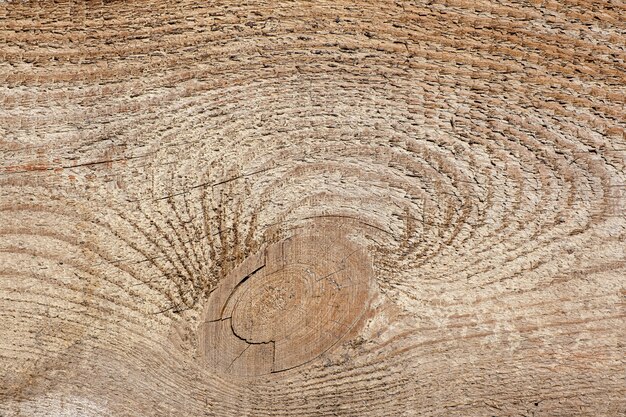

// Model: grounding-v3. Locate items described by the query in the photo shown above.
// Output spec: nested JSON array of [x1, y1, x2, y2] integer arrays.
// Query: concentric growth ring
[[199, 224, 373, 377]]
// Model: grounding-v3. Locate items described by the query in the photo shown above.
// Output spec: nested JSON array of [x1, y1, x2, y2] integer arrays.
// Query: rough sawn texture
[[1, 1, 625, 416]]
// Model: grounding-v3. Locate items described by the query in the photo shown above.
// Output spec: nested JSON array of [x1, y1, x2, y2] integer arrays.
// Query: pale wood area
[[1, 1, 625, 416]]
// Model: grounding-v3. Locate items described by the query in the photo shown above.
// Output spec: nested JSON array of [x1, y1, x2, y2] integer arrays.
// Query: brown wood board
[[1, 1, 625, 416]]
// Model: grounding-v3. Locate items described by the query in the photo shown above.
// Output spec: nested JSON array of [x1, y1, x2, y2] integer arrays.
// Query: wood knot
[[198, 225, 373, 377]]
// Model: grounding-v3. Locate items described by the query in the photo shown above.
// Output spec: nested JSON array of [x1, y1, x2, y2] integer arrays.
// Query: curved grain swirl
[[1, 1, 625, 416]]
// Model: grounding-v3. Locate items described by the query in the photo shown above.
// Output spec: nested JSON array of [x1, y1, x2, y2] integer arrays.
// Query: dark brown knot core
[[199, 225, 373, 377]]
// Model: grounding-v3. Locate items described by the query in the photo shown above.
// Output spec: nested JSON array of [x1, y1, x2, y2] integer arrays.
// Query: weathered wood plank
[[1, 1, 625, 416]]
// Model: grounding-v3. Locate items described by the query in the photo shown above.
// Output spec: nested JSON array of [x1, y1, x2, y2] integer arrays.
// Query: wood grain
[[200, 221, 373, 377], [1, 1, 625, 416]]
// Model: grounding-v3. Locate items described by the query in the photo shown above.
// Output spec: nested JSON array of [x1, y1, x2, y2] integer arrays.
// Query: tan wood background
[[1, 1, 625, 416]]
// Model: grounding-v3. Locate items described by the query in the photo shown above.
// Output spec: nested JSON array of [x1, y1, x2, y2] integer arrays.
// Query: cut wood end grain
[[198, 221, 373, 377]]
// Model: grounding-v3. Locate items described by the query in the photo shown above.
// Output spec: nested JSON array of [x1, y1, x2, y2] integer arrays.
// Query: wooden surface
[[1, 1, 625, 416], [200, 221, 373, 377]]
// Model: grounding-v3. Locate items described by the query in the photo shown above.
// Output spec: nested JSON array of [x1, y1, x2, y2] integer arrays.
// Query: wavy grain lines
[[1, 0, 625, 416]]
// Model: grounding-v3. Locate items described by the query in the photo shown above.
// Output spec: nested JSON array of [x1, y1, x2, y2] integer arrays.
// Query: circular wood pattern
[[200, 224, 372, 376], [1, 1, 625, 416]]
